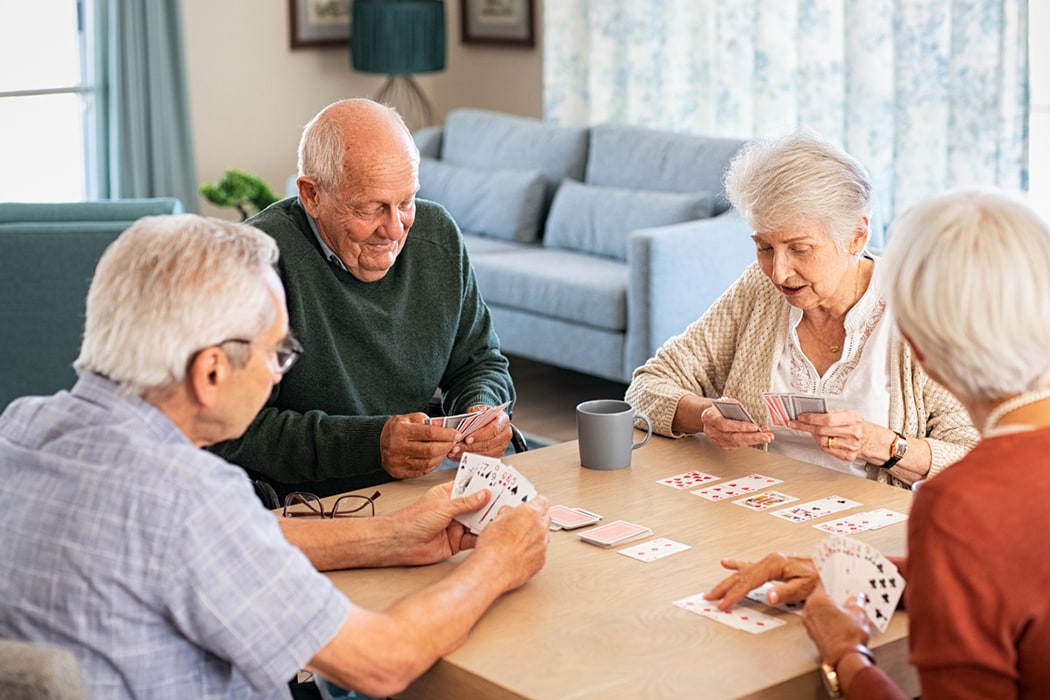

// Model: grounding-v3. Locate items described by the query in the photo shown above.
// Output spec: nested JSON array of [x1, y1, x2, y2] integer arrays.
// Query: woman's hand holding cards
[[701, 397, 774, 450]]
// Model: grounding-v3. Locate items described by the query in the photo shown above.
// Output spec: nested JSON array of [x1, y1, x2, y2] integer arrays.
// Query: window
[[0, 0, 94, 202]]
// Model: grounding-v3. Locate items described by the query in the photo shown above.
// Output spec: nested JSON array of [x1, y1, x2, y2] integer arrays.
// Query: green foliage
[[199, 169, 279, 221]]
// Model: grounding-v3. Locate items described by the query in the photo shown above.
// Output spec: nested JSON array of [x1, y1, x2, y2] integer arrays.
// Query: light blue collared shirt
[[303, 203, 348, 272]]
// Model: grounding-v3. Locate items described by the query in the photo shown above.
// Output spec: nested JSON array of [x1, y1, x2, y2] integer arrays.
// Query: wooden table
[[326, 435, 918, 699]]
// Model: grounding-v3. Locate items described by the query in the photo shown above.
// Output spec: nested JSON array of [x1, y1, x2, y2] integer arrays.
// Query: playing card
[[453, 454, 536, 534], [673, 593, 787, 634], [793, 395, 828, 415], [813, 536, 903, 634], [657, 470, 720, 490], [732, 490, 800, 512], [711, 398, 756, 424], [813, 508, 909, 535], [452, 452, 500, 499], [578, 520, 653, 548], [547, 505, 602, 531], [769, 495, 861, 523], [617, 537, 691, 563], [745, 581, 805, 614], [424, 401, 511, 440], [691, 474, 783, 502], [762, 393, 790, 427]]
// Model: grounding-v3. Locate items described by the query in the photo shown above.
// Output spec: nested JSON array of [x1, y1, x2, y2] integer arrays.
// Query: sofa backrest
[[585, 123, 745, 215], [441, 108, 589, 196], [0, 198, 184, 409]]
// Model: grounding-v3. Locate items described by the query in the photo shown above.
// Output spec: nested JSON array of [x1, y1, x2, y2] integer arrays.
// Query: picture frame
[[460, 0, 535, 47], [289, 0, 353, 49]]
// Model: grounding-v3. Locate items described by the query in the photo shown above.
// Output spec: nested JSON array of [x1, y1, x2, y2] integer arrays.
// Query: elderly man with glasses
[[0, 214, 550, 699]]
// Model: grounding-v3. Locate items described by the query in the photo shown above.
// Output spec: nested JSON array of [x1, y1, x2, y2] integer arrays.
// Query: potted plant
[[199, 169, 278, 221]]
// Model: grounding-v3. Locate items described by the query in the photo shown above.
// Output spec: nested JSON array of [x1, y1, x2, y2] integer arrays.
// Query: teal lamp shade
[[352, 0, 446, 75]]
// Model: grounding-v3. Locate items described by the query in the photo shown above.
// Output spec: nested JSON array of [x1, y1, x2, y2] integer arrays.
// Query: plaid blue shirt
[[0, 373, 350, 699]]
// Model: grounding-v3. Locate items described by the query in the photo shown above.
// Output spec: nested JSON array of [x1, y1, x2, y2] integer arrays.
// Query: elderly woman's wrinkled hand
[[790, 408, 866, 461], [703, 552, 819, 610], [801, 585, 871, 666], [701, 406, 775, 450]]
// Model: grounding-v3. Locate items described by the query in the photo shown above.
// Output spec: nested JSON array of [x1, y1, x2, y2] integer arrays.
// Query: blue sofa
[[413, 109, 756, 383], [0, 198, 184, 409]]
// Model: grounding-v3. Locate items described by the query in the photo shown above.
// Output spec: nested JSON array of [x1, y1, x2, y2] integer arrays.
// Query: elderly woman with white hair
[[703, 186, 1050, 698], [625, 132, 978, 488]]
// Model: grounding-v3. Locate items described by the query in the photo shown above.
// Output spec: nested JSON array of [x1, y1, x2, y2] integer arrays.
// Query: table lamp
[[351, 0, 446, 131]]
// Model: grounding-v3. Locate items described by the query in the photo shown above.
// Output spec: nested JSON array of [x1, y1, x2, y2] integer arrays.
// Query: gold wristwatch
[[820, 645, 876, 697], [880, 431, 908, 470]]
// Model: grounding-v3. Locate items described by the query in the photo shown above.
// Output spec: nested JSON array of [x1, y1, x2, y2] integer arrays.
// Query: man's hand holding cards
[[452, 452, 538, 534]]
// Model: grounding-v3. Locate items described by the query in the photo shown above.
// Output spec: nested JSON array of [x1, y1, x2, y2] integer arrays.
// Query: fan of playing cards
[[423, 402, 511, 439], [814, 536, 903, 634], [451, 452, 537, 534]]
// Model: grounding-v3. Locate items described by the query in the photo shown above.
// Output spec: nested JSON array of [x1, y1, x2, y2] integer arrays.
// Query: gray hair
[[725, 131, 873, 250], [297, 99, 413, 194], [881, 187, 1050, 403], [74, 214, 280, 397]]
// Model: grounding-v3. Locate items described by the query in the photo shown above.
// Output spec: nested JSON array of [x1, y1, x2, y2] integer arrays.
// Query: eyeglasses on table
[[281, 490, 382, 518]]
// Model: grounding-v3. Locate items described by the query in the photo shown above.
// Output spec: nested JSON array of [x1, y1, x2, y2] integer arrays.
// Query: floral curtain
[[544, 0, 1029, 248]]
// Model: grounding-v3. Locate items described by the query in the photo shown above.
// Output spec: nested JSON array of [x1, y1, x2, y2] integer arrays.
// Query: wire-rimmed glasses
[[220, 335, 303, 375], [281, 490, 382, 518]]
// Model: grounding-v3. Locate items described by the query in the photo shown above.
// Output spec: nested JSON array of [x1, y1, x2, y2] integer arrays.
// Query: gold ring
[[828, 437, 836, 449]]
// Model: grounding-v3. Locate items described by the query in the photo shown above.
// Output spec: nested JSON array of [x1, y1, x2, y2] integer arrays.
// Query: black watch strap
[[880, 431, 908, 469]]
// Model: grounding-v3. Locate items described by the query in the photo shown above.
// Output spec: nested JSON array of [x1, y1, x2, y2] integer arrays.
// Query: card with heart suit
[[617, 537, 691, 563], [745, 581, 805, 614], [657, 470, 720, 490], [452, 452, 537, 534], [813, 508, 909, 535], [769, 495, 861, 523], [578, 520, 653, 548], [814, 536, 903, 633], [732, 490, 800, 512], [691, 474, 783, 501], [673, 593, 787, 634]]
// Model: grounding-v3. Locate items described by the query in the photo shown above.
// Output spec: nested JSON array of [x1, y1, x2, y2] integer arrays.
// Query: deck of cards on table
[[451, 452, 536, 534]]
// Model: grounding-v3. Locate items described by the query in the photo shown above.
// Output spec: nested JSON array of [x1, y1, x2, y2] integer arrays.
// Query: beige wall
[[181, 0, 543, 219]]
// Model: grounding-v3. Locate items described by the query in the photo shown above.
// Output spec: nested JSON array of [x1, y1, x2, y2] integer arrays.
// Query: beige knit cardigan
[[625, 262, 979, 487]]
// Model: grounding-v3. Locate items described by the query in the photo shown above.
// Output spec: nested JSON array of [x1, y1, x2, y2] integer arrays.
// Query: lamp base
[[374, 75, 435, 132]]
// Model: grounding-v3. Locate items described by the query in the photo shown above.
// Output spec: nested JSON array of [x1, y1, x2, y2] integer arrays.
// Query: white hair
[[74, 214, 280, 396], [725, 131, 872, 250], [881, 187, 1050, 402]]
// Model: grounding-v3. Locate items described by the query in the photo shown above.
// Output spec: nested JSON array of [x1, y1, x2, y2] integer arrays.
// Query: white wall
[[181, 0, 543, 219]]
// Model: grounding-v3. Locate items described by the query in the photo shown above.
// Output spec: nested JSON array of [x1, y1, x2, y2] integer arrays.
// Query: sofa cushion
[[472, 248, 628, 331], [418, 158, 546, 243], [441, 109, 589, 196], [543, 179, 715, 261], [585, 124, 744, 213]]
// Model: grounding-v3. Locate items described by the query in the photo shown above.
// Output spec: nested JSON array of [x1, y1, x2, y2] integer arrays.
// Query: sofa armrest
[[414, 125, 444, 158], [625, 209, 754, 377]]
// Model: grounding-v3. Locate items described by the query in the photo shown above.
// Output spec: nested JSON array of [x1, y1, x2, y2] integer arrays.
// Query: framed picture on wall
[[460, 0, 535, 47], [289, 0, 352, 49]]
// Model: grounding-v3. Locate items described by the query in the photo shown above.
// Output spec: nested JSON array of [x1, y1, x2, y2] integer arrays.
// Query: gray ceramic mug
[[576, 399, 653, 470]]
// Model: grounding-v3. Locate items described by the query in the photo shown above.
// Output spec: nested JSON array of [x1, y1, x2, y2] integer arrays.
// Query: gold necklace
[[802, 264, 864, 355]]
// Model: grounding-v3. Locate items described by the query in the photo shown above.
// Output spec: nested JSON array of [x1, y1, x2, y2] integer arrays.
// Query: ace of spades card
[[453, 452, 537, 534]]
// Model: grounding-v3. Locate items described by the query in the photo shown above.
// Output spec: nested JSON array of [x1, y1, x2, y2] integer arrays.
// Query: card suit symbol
[[875, 609, 886, 620], [882, 593, 891, 604]]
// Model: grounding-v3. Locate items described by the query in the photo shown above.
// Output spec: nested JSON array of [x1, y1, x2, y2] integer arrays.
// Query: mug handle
[[632, 413, 653, 450]]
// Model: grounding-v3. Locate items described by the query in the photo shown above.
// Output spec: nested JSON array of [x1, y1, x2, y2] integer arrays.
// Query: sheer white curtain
[[544, 0, 1028, 247]]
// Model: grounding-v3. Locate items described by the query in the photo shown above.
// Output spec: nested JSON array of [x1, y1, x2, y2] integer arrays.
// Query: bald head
[[298, 99, 418, 194], [294, 99, 421, 282]]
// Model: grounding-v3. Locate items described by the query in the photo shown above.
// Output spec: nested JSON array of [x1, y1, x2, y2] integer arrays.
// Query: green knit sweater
[[210, 197, 514, 496]]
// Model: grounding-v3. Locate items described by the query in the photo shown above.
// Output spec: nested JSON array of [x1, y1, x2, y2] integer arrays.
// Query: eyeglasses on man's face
[[218, 334, 304, 375], [282, 490, 382, 518]]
